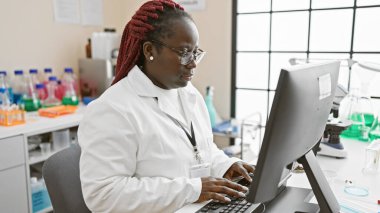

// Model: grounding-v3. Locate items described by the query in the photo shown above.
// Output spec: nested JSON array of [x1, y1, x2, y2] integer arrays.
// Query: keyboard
[[196, 175, 263, 213]]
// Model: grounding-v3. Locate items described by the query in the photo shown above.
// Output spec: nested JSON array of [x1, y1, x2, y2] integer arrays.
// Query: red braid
[[112, 0, 184, 85]]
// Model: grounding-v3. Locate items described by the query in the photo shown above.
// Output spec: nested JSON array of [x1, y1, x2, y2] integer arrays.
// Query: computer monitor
[[246, 61, 341, 212]]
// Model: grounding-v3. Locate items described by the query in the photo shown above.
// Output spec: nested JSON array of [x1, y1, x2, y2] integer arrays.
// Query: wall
[[0, 0, 232, 119], [0, 0, 125, 78]]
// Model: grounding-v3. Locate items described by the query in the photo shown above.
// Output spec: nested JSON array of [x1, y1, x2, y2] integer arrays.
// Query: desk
[[177, 139, 380, 213]]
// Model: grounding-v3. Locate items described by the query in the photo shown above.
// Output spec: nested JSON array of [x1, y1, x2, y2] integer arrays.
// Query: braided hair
[[112, 0, 192, 85]]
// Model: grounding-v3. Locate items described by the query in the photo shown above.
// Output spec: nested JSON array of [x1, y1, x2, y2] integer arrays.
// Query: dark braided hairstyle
[[112, 0, 192, 85]]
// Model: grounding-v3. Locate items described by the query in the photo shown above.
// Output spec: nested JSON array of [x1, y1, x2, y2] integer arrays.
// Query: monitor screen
[[246, 61, 341, 212]]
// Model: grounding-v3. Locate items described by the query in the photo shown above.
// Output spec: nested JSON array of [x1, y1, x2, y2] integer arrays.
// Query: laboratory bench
[[0, 106, 85, 213]]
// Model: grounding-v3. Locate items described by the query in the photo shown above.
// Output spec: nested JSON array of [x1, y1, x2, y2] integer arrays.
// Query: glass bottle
[[23, 74, 40, 111], [36, 84, 47, 101], [61, 68, 79, 106], [205, 86, 216, 128], [11, 70, 26, 105], [0, 71, 14, 104], [29, 69, 40, 87], [42, 76, 61, 108]]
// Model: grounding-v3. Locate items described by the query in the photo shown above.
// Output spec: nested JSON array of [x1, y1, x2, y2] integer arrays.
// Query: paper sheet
[[81, 0, 103, 26], [53, 0, 80, 24]]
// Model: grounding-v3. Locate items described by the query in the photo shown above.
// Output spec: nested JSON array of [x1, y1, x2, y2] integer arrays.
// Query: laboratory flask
[[339, 89, 369, 141], [61, 68, 79, 106], [369, 109, 380, 141], [23, 74, 40, 111], [42, 76, 61, 108]]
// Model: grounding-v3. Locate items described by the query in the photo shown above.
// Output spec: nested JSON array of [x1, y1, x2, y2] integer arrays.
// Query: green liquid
[[340, 113, 374, 142], [363, 113, 375, 127], [23, 98, 41, 112], [369, 130, 380, 141], [62, 96, 79, 106]]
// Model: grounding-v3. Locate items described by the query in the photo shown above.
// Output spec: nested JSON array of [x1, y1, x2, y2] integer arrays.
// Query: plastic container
[[205, 86, 217, 128], [0, 71, 14, 104], [61, 68, 79, 106], [42, 76, 61, 108], [38, 105, 77, 118], [91, 31, 121, 60], [30, 177, 51, 213], [52, 129, 71, 151]]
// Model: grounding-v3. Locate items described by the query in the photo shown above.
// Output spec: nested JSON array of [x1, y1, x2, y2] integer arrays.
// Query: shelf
[[0, 105, 85, 140], [36, 205, 53, 213], [29, 149, 61, 165]]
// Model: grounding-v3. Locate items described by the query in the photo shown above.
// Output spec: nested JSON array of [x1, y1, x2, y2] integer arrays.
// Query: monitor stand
[[260, 151, 340, 213]]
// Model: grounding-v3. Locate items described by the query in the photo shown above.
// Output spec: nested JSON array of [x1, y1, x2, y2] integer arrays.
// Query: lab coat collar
[[127, 65, 197, 128]]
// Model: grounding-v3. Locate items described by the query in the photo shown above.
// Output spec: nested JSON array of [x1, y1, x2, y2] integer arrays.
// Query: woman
[[78, 0, 254, 212]]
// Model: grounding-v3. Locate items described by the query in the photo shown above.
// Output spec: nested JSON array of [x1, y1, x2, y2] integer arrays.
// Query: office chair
[[42, 144, 91, 213]]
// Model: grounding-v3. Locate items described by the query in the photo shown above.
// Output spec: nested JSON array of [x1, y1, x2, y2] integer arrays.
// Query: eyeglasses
[[150, 40, 206, 65]]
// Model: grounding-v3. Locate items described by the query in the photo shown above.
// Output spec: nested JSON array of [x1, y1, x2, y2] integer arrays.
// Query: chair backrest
[[42, 144, 91, 213]]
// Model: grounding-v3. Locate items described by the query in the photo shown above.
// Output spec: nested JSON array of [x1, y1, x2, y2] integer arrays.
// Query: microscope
[[317, 84, 351, 159]]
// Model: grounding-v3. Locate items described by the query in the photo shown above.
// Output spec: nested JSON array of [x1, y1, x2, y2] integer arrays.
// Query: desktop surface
[[177, 139, 380, 213]]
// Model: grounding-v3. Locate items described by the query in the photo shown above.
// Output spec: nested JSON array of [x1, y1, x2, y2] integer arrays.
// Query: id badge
[[190, 163, 211, 178]]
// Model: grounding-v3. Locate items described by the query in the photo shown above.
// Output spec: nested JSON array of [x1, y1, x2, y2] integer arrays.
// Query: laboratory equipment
[[29, 69, 40, 87], [290, 58, 380, 142], [362, 139, 380, 175], [78, 58, 115, 98], [30, 177, 51, 213], [23, 74, 41, 111], [52, 129, 71, 151], [369, 108, 380, 141], [42, 76, 61, 108], [61, 68, 79, 106], [0, 71, 14, 104], [317, 84, 351, 158], [12, 70, 26, 105], [35, 84, 47, 101]]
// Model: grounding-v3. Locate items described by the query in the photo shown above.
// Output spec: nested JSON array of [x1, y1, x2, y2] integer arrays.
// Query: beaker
[[362, 139, 380, 175]]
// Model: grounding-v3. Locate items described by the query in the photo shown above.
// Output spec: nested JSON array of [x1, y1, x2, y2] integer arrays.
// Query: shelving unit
[[0, 106, 85, 213]]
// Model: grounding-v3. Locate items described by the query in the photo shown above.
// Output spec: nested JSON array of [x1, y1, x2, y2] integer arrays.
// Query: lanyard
[[172, 119, 203, 163]]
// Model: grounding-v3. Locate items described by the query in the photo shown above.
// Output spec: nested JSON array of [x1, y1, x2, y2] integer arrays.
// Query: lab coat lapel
[[178, 86, 197, 128], [127, 65, 191, 128], [156, 94, 188, 128]]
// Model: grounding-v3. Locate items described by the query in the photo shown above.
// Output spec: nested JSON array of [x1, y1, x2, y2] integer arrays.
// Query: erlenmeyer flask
[[369, 113, 380, 141], [339, 89, 366, 140]]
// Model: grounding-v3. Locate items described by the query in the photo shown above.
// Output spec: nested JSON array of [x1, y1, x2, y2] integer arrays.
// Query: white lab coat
[[78, 66, 239, 213]]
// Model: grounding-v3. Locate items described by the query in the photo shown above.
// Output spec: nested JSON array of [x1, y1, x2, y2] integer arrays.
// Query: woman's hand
[[224, 161, 255, 182], [196, 177, 248, 203]]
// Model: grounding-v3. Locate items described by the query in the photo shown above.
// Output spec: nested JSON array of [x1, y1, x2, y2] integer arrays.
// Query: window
[[232, 1, 380, 136]]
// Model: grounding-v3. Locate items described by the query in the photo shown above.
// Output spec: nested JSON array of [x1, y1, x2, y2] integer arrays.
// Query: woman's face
[[144, 17, 200, 89]]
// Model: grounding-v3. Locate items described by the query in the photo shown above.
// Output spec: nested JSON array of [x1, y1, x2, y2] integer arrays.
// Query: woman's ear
[[142, 41, 155, 62]]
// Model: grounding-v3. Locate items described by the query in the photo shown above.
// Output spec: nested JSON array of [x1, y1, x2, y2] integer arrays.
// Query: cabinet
[[0, 107, 84, 213]]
